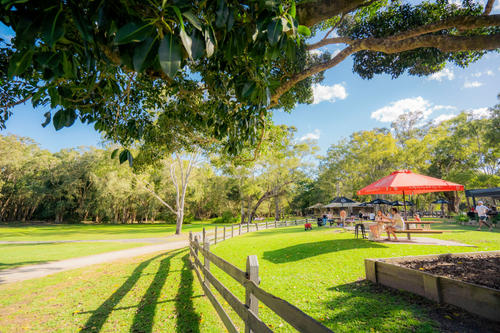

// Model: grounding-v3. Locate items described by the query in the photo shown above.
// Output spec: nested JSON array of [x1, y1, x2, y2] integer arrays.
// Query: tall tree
[[1, 1, 499, 157]]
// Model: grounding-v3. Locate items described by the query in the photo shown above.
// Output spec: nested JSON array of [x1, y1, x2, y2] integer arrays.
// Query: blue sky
[[2, 7, 500, 154]]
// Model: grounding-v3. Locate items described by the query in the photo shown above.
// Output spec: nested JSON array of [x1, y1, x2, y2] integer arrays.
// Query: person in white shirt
[[475, 201, 492, 231]]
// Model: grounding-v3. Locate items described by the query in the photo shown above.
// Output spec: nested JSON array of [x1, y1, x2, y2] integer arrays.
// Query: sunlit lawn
[[0, 222, 498, 332], [209, 223, 500, 332], [0, 222, 226, 242], [0, 242, 149, 270], [0, 248, 225, 332]]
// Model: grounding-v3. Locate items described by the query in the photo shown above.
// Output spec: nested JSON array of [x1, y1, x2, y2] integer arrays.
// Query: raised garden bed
[[365, 251, 500, 322]]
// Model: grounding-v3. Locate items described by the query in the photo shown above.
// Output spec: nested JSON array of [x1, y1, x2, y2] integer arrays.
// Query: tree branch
[[484, 0, 496, 15], [307, 37, 354, 50], [0, 95, 32, 110], [297, 0, 379, 27]]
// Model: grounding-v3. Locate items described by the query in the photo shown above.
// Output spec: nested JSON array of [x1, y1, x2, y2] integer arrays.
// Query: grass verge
[[0, 242, 149, 270], [0, 248, 224, 332]]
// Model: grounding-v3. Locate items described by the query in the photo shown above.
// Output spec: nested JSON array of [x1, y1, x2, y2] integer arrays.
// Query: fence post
[[247, 222, 249, 233], [215, 226, 218, 244], [256, 223, 259, 231], [265, 221, 268, 229], [189, 232, 193, 264], [274, 220, 277, 228], [223, 226, 226, 240], [245, 255, 260, 333], [231, 224, 234, 238], [204, 241, 210, 290], [239, 223, 242, 235], [194, 235, 199, 258], [202, 228, 206, 245], [285, 220, 287, 227]]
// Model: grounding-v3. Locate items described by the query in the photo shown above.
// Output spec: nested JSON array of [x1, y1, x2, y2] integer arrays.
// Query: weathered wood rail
[[188, 219, 333, 332], [365, 251, 500, 322]]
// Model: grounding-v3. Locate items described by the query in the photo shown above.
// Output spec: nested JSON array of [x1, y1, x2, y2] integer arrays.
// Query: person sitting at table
[[385, 208, 404, 241], [369, 210, 387, 239]]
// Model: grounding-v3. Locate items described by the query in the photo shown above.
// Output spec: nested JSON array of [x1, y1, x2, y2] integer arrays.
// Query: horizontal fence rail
[[188, 219, 333, 333]]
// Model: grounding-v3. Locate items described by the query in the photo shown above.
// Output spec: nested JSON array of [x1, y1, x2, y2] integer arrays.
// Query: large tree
[[1, 0, 499, 157]]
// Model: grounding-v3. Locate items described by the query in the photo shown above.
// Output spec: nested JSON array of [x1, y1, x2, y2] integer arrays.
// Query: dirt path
[[0, 240, 188, 284]]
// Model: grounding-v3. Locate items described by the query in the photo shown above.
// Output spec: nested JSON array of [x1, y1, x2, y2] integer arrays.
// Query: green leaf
[[215, 0, 229, 28], [204, 28, 215, 57], [43, 8, 65, 47], [290, 1, 296, 18], [182, 11, 202, 31], [179, 29, 193, 59], [52, 109, 65, 130], [7, 50, 33, 79], [62, 52, 74, 78], [133, 37, 156, 72], [267, 20, 283, 45], [114, 22, 152, 45], [41, 112, 51, 128], [71, 8, 93, 43], [190, 31, 204, 60], [297, 25, 311, 36], [111, 148, 119, 159], [159, 34, 182, 78], [119, 149, 133, 167]]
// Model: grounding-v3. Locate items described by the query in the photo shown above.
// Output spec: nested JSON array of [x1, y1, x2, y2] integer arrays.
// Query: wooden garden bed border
[[365, 251, 500, 322]]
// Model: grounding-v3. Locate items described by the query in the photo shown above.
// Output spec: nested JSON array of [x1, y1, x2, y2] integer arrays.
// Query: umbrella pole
[[403, 191, 410, 240]]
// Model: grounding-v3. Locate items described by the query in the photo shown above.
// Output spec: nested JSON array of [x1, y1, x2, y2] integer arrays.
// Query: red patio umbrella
[[357, 169, 464, 221]]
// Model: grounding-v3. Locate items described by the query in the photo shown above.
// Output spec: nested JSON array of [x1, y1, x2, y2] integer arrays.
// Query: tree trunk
[[274, 196, 280, 221], [175, 212, 183, 235]]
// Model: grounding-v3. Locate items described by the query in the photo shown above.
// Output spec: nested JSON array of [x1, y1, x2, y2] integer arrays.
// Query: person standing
[[476, 201, 492, 231], [339, 209, 347, 226]]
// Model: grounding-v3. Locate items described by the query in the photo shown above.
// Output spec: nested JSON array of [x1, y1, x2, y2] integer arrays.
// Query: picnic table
[[363, 220, 445, 241]]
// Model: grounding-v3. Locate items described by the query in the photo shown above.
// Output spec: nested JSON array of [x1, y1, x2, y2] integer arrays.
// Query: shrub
[[454, 213, 469, 223], [216, 211, 238, 224]]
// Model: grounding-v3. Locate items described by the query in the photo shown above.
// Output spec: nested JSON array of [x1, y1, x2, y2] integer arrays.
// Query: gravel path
[[0, 240, 188, 284]]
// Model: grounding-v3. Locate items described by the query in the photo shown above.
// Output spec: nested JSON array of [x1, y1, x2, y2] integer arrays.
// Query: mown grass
[[0, 248, 225, 332], [0, 222, 223, 242], [208, 223, 499, 332], [0, 242, 148, 270], [0, 222, 497, 332]]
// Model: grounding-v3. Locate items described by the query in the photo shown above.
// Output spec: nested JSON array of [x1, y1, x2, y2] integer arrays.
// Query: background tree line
[[0, 126, 316, 224], [296, 101, 500, 213]]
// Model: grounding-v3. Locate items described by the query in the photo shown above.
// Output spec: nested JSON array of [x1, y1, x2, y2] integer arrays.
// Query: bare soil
[[398, 253, 500, 290]]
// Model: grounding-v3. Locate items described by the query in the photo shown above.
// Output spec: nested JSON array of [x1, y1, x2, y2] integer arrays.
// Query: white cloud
[[309, 49, 324, 56], [432, 114, 457, 124], [428, 68, 455, 81], [495, 1, 500, 10], [370, 97, 454, 123], [331, 49, 341, 58], [299, 129, 321, 141], [468, 107, 492, 119], [463, 80, 483, 88], [312, 83, 347, 104], [472, 70, 494, 77]]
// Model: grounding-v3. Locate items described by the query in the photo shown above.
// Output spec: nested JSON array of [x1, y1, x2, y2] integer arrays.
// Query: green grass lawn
[[0, 222, 224, 242], [0, 242, 149, 270], [0, 248, 225, 332], [0, 223, 498, 332], [208, 223, 500, 332]]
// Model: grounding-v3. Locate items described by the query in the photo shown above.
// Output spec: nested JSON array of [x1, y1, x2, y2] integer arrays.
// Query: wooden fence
[[188, 219, 333, 333]]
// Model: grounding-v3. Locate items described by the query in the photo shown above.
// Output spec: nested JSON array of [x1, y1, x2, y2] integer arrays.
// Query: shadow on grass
[[263, 239, 386, 264], [130, 250, 182, 333], [322, 280, 500, 332], [0, 260, 50, 270], [79, 251, 177, 333], [175, 254, 200, 333]]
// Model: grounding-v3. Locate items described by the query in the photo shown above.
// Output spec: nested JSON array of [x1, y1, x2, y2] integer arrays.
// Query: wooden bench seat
[[395, 230, 443, 234]]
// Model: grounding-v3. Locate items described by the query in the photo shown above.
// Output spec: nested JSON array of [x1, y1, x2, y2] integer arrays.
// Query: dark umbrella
[[391, 200, 414, 206], [330, 197, 356, 204], [358, 202, 370, 207], [432, 199, 449, 217], [367, 199, 393, 205]]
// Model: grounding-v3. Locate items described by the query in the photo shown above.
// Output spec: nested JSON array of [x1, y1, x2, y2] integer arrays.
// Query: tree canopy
[[1, 0, 499, 156]]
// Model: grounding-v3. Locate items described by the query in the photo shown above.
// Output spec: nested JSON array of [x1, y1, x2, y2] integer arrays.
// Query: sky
[[1, 4, 500, 154]]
